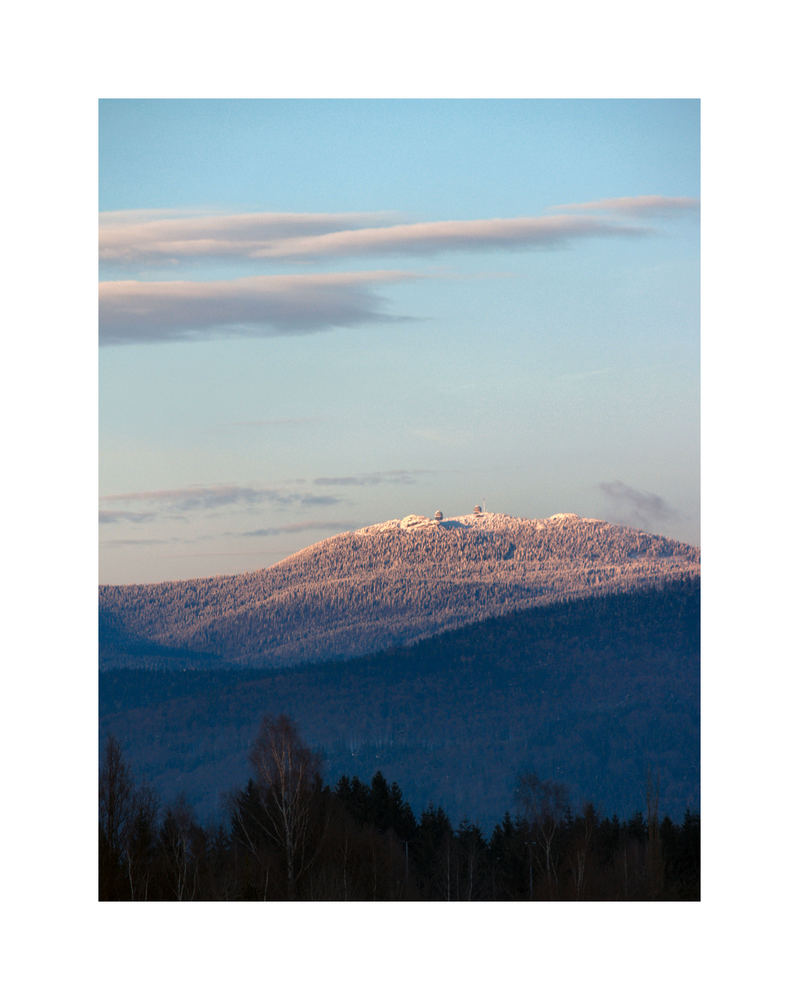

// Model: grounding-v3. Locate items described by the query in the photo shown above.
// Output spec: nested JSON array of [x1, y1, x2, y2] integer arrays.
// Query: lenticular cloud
[[250, 214, 647, 259], [99, 210, 399, 262], [100, 206, 655, 265], [97, 198, 696, 345], [550, 195, 699, 217], [99, 271, 415, 345]]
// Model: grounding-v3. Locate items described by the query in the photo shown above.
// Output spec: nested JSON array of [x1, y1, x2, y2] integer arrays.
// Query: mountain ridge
[[100, 512, 699, 670]]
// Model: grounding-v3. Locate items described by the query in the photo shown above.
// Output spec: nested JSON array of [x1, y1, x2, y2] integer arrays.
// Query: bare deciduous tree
[[516, 772, 569, 898], [159, 796, 200, 901], [245, 714, 323, 899]]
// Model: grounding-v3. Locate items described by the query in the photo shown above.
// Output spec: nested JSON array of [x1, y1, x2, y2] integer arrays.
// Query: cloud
[[99, 509, 157, 524], [101, 483, 342, 512], [99, 207, 650, 264], [100, 520, 358, 550], [551, 195, 699, 218], [598, 480, 680, 529], [312, 469, 422, 487], [98, 201, 692, 346], [100, 538, 172, 547], [298, 495, 341, 507], [99, 271, 415, 346], [238, 520, 357, 538], [99, 209, 399, 262], [99, 200, 692, 268], [248, 214, 648, 260]]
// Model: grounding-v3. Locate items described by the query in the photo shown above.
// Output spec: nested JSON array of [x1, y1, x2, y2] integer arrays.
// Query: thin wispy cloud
[[101, 538, 173, 547], [312, 469, 426, 487], [249, 214, 648, 260], [598, 480, 680, 530], [99, 509, 158, 524], [299, 495, 341, 507], [99, 209, 399, 262], [99, 271, 415, 346], [100, 474, 426, 530], [238, 520, 357, 538], [551, 195, 699, 218], [101, 520, 357, 549], [101, 483, 342, 512], [100, 195, 697, 270], [100, 207, 662, 267]]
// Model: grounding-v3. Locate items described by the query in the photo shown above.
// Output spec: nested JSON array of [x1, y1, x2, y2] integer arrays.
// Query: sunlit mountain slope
[[100, 512, 699, 670]]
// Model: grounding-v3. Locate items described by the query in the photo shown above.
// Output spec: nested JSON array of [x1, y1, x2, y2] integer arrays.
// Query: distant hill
[[100, 512, 699, 670]]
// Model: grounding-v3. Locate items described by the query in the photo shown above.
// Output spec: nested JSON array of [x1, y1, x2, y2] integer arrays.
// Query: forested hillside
[[100, 512, 699, 670], [100, 578, 699, 831]]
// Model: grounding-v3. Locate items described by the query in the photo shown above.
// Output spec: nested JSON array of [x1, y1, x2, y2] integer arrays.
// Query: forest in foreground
[[100, 715, 700, 902]]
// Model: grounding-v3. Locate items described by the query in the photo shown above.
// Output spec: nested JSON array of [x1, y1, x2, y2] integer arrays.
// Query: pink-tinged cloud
[[550, 195, 699, 217], [99, 209, 399, 262], [99, 271, 415, 345], [239, 520, 357, 537], [100, 483, 342, 510], [249, 214, 647, 259]]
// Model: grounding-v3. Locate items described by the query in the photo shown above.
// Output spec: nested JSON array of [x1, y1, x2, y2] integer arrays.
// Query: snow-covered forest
[[100, 513, 699, 670]]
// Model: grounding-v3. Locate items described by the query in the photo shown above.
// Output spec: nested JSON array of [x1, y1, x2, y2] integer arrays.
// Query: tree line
[[100, 715, 699, 901]]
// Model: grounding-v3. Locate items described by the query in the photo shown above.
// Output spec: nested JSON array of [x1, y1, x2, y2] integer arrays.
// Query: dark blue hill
[[100, 578, 699, 831]]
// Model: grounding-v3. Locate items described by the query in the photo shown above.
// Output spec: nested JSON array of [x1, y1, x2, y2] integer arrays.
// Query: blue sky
[[99, 99, 699, 584]]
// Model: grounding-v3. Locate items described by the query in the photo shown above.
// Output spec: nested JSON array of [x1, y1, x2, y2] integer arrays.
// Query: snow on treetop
[[357, 512, 593, 534]]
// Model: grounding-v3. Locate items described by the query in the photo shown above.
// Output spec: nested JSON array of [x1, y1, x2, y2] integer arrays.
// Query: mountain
[[100, 512, 699, 670], [99, 513, 700, 830]]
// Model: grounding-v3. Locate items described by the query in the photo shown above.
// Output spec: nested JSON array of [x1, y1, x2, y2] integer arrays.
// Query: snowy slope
[[100, 512, 700, 670]]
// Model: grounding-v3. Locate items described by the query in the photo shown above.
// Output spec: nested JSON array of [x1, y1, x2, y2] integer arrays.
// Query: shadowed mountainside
[[100, 578, 699, 830]]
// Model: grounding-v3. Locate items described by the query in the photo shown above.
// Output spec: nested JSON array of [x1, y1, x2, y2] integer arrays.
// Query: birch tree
[[246, 714, 323, 899]]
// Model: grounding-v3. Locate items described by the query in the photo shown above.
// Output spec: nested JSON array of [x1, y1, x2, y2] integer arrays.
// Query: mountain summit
[[100, 512, 699, 671]]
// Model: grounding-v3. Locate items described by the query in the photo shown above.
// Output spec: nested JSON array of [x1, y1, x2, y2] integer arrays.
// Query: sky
[[99, 99, 700, 584]]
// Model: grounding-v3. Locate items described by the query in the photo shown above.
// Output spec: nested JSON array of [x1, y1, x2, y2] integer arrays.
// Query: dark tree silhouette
[[237, 714, 324, 899], [99, 735, 134, 898], [99, 722, 699, 901], [516, 772, 570, 898]]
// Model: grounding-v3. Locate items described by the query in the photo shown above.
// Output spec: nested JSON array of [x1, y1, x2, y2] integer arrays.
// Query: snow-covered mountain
[[100, 512, 699, 670]]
